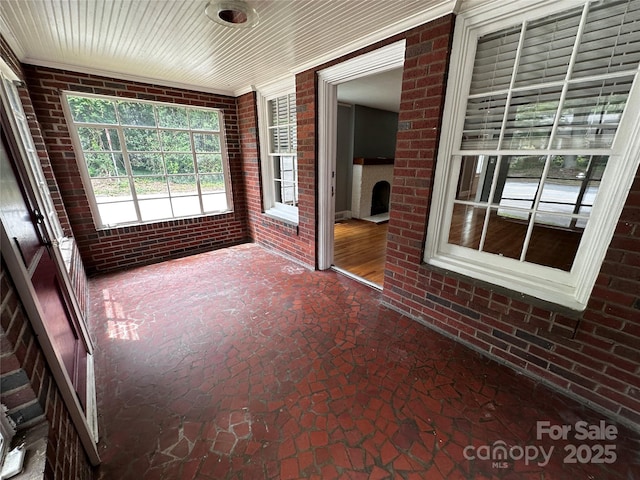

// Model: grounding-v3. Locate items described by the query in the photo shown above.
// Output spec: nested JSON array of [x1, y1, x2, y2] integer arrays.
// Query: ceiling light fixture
[[205, 0, 259, 28]]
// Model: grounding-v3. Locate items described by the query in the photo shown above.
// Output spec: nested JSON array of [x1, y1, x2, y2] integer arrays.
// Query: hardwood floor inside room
[[448, 206, 582, 271], [333, 219, 388, 286]]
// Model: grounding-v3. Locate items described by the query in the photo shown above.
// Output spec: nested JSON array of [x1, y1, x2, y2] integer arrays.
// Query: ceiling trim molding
[[291, 1, 455, 75], [21, 58, 236, 98], [233, 84, 257, 97], [254, 76, 295, 97]]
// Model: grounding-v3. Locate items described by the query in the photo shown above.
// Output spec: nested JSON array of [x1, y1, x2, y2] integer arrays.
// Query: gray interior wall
[[353, 105, 398, 159], [336, 104, 354, 214]]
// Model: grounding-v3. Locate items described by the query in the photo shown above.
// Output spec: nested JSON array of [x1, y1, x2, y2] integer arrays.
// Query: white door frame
[[318, 40, 406, 270], [317, 41, 406, 270]]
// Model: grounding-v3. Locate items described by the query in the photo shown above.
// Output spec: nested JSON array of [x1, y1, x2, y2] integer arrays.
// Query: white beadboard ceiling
[[0, 0, 469, 99]]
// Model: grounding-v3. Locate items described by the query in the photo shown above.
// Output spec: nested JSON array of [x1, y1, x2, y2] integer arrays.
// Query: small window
[[63, 93, 232, 228], [425, 0, 640, 309], [257, 81, 298, 223]]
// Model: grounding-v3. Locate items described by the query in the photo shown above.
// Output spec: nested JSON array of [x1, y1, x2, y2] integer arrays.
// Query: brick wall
[[238, 87, 317, 267], [279, 14, 640, 428], [23, 65, 249, 274], [1, 262, 94, 479], [373, 15, 640, 428]]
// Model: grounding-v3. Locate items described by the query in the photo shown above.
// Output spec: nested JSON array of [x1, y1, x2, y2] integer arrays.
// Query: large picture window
[[64, 93, 232, 228], [257, 79, 298, 224], [426, 0, 640, 309]]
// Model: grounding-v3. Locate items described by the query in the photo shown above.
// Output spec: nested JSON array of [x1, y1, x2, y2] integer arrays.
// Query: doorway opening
[[317, 41, 405, 288]]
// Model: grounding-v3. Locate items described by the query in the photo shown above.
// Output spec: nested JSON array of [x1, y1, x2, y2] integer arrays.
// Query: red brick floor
[[89, 244, 640, 479]]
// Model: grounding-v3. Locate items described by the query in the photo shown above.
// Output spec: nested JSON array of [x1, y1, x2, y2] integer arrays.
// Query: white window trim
[[425, 0, 640, 311], [256, 77, 299, 224], [0, 63, 65, 242], [61, 92, 233, 230]]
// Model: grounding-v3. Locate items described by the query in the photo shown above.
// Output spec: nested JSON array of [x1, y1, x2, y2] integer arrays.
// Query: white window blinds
[[461, 0, 640, 152]]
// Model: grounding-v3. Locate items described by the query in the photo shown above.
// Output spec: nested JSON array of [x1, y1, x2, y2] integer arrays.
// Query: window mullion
[[478, 155, 502, 252], [496, 22, 528, 151], [191, 132, 205, 215], [479, 23, 527, 252], [545, 2, 590, 150], [164, 166, 174, 218], [519, 2, 591, 261], [518, 154, 553, 262], [116, 125, 142, 223]]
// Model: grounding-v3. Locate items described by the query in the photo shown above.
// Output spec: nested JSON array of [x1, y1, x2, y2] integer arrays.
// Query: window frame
[[62, 92, 233, 230], [425, 0, 640, 310], [257, 77, 299, 224]]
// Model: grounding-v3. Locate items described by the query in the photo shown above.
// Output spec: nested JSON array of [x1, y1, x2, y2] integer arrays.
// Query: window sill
[[96, 210, 234, 232], [426, 253, 587, 312], [264, 207, 298, 226]]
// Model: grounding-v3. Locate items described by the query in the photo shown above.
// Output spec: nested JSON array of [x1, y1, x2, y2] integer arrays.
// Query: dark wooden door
[[1, 133, 87, 408]]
